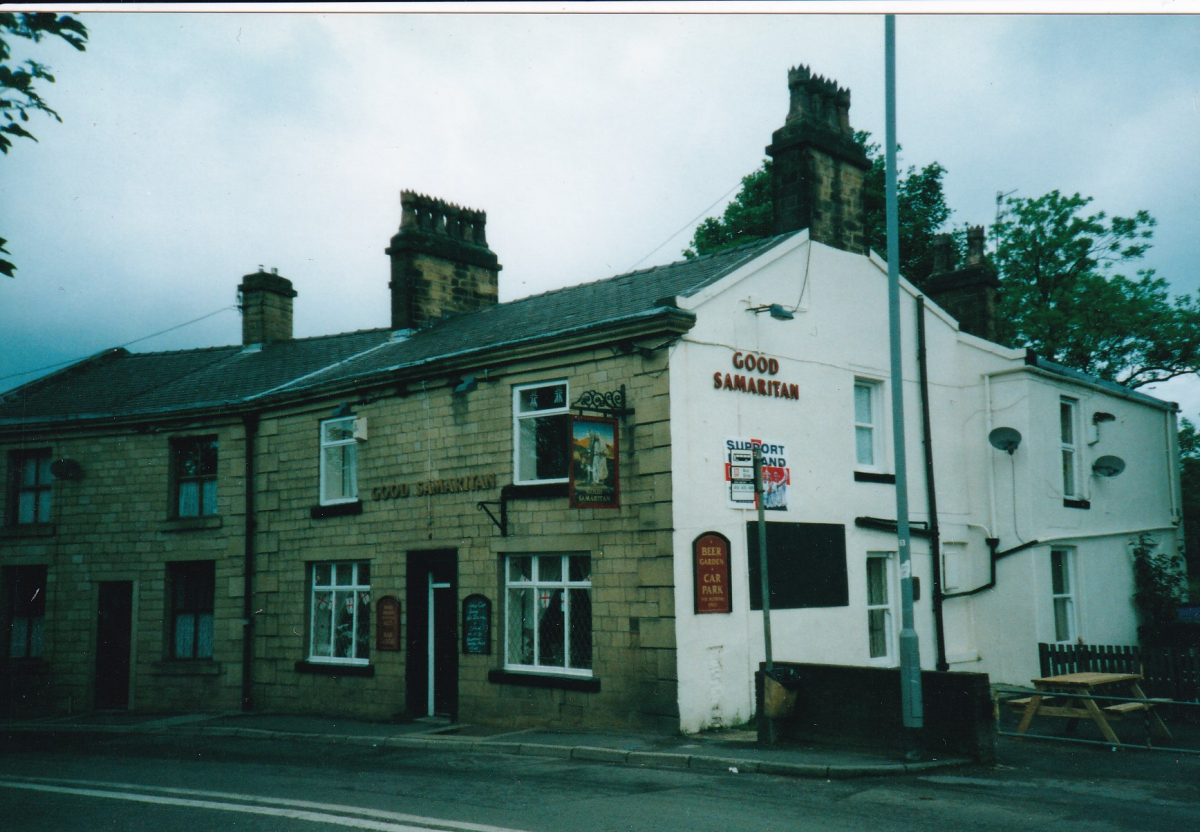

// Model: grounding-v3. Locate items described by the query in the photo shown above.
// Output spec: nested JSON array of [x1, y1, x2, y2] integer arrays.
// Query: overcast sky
[[3, 5, 1199, 420]]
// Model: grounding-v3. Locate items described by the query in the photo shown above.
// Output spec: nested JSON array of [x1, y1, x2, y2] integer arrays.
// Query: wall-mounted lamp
[[747, 303, 795, 321], [453, 375, 478, 394], [331, 402, 353, 418], [988, 426, 1022, 455]]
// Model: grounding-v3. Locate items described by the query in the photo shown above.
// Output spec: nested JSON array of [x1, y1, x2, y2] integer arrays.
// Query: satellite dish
[[49, 458, 82, 480], [988, 427, 1022, 454], [1093, 455, 1126, 478]]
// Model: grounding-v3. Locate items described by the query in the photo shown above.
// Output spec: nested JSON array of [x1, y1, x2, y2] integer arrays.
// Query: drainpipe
[[916, 298, 948, 672], [241, 411, 259, 711]]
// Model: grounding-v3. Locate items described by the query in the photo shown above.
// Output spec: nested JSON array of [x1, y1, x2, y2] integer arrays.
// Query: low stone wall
[[757, 662, 995, 764]]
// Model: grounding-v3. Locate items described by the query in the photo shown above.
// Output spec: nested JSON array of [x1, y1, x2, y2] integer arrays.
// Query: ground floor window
[[1050, 548, 1077, 643], [4, 565, 46, 659], [866, 553, 895, 662], [505, 554, 591, 674], [309, 561, 370, 663], [169, 561, 214, 659]]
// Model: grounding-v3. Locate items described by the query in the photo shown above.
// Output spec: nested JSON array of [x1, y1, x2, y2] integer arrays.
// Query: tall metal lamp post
[[885, 13, 925, 760]]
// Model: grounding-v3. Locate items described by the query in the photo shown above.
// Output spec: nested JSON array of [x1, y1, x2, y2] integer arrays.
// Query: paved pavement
[[1, 710, 968, 780]]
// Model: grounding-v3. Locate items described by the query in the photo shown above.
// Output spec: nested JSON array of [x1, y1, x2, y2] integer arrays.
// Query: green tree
[[684, 134, 952, 289], [1, 11, 88, 277], [993, 191, 1200, 388]]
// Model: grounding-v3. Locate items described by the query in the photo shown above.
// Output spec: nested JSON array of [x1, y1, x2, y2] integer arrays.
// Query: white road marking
[[0, 776, 527, 832]]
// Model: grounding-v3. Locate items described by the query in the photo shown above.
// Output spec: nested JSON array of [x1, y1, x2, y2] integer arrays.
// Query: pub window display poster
[[570, 416, 619, 508]]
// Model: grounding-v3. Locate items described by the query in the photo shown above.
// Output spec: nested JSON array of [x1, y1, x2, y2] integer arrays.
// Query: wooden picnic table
[[1013, 671, 1172, 744]]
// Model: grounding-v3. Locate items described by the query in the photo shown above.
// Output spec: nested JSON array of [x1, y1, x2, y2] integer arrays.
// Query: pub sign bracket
[[572, 384, 633, 418]]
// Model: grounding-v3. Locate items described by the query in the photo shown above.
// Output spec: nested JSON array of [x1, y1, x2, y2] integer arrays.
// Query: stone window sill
[[0, 659, 51, 675], [161, 515, 223, 533], [854, 471, 896, 484], [488, 669, 600, 692], [310, 500, 363, 519], [0, 523, 55, 540], [295, 660, 374, 677], [152, 660, 222, 677]]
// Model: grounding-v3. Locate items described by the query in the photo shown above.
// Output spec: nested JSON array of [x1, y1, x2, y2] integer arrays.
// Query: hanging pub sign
[[693, 532, 732, 614], [461, 594, 491, 655], [725, 437, 790, 510], [569, 415, 619, 508], [376, 596, 401, 651]]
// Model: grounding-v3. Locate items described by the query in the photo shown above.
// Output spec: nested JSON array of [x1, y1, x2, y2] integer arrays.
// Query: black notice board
[[747, 522, 849, 610], [461, 594, 491, 655]]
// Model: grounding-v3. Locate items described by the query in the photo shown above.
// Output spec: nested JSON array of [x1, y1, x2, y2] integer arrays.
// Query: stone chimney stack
[[238, 268, 297, 345], [766, 65, 871, 253], [385, 191, 501, 331], [924, 227, 1000, 342]]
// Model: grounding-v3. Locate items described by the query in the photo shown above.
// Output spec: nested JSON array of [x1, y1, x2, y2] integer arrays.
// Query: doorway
[[94, 581, 133, 710], [406, 550, 458, 719]]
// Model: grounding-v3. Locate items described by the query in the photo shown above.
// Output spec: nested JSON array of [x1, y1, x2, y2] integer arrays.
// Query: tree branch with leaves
[[1, 11, 88, 277]]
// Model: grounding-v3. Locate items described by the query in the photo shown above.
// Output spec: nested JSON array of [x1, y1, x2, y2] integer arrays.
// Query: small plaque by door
[[461, 594, 491, 655], [376, 596, 401, 651]]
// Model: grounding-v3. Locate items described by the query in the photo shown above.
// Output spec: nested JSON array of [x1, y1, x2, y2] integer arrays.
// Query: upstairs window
[[172, 436, 218, 517], [4, 565, 46, 659], [514, 382, 569, 484], [8, 449, 52, 525], [854, 380, 883, 469], [169, 561, 214, 659], [320, 417, 358, 505], [1060, 398, 1079, 498]]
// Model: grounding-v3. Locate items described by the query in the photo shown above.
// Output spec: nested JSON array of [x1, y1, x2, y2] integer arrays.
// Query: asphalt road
[[1, 732, 1197, 831]]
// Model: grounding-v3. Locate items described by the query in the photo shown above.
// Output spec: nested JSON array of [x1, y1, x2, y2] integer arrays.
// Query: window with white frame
[[168, 561, 214, 660], [854, 379, 884, 469], [171, 436, 218, 517], [513, 382, 569, 484], [8, 449, 52, 525], [505, 554, 591, 675], [4, 565, 46, 660], [319, 417, 358, 505], [1050, 548, 1077, 643], [309, 562, 370, 664], [866, 552, 896, 662], [1060, 397, 1079, 498]]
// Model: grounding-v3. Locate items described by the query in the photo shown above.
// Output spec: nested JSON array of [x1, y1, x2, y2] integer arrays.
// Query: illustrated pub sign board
[[693, 532, 732, 614], [569, 415, 619, 508]]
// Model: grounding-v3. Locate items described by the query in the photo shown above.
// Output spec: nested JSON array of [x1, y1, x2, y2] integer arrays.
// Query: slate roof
[[0, 234, 796, 426]]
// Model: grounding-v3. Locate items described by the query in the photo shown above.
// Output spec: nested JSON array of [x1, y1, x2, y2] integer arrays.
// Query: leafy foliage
[[993, 191, 1200, 387], [1, 12, 88, 277], [684, 164, 774, 259], [1130, 534, 1187, 646]]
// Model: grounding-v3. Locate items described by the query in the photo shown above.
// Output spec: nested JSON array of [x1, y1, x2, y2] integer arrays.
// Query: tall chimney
[[766, 66, 871, 253], [238, 268, 296, 345], [924, 227, 1000, 342], [385, 191, 501, 331]]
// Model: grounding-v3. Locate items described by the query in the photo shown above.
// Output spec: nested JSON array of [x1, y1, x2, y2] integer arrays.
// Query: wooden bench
[[1102, 699, 1170, 718], [1006, 696, 1057, 710]]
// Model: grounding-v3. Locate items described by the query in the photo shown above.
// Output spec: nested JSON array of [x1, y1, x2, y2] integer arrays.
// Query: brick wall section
[[0, 422, 248, 715]]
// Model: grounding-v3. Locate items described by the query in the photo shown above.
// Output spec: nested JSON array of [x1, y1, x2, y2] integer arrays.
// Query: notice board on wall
[[746, 522, 848, 609], [461, 594, 491, 655]]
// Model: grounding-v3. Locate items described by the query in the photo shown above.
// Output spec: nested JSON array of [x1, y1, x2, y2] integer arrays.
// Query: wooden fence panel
[[1038, 642, 1199, 702]]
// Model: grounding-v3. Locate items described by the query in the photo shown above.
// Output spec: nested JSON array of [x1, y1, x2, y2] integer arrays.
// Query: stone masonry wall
[[0, 421, 248, 715]]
